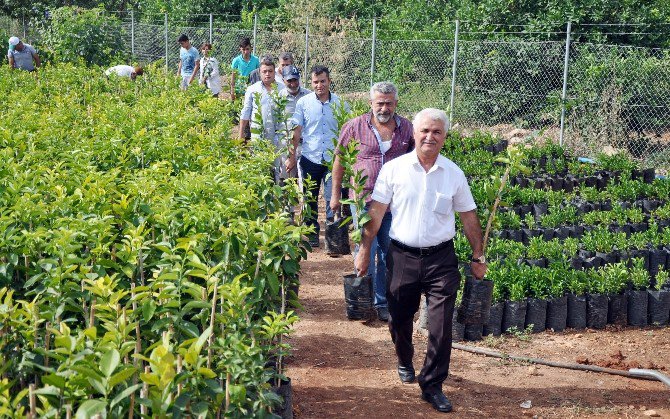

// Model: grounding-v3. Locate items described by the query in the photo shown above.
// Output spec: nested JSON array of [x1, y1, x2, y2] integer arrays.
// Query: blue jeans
[[300, 156, 333, 236], [354, 205, 392, 308]]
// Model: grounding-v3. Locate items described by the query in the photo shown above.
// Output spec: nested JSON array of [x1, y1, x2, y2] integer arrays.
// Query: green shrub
[[38, 6, 126, 66]]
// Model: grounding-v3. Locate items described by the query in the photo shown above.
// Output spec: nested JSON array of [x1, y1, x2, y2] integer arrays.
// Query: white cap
[[8, 36, 20, 46]]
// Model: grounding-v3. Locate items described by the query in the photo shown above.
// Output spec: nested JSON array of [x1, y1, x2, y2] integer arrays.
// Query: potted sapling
[[502, 267, 528, 334], [566, 270, 588, 329], [586, 268, 609, 329], [604, 262, 629, 325], [648, 268, 670, 325], [458, 146, 529, 328], [627, 258, 650, 327], [337, 138, 374, 321], [545, 264, 569, 332], [524, 266, 548, 333]]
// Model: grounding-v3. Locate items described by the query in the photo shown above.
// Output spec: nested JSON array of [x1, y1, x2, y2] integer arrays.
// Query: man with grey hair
[[355, 108, 487, 413], [331, 81, 414, 321]]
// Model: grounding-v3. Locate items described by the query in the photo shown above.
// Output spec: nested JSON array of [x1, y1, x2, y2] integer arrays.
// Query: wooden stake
[[44, 322, 51, 368], [207, 276, 219, 369], [177, 355, 183, 396], [89, 299, 96, 328], [29, 384, 36, 418]]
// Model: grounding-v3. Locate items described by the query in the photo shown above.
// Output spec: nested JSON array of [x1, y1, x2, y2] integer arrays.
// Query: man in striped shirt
[[331, 81, 414, 321]]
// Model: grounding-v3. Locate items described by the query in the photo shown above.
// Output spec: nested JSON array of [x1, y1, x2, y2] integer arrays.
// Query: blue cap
[[281, 65, 300, 80]]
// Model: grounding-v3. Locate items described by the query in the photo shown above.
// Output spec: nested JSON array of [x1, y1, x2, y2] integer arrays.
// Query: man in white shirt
[[239, 55, 285, 142], [355, 108, 487, 414], [105, 65, 143, 80]]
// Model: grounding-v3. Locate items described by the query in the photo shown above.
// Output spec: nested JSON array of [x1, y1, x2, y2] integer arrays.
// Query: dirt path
[[286, 237, 670, 418]]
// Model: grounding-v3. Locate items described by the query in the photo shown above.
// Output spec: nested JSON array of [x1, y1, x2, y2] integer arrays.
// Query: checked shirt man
[[331, 81, 414, 321]]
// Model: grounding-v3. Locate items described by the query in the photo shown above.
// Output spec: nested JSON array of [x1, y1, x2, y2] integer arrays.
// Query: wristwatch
[[472, 255, 486, 264]]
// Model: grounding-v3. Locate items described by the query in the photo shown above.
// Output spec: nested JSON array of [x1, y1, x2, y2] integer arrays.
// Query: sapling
[[654, 268, 670, 291], [482, 146, 530, 253], [630, 258, 650, 290]]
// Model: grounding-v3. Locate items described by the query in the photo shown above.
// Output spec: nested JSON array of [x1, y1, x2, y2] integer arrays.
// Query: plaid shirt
[[337, 112, 414, 204]]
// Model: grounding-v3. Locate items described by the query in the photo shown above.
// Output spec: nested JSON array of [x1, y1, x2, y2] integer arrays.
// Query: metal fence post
[[448, 20, 460, 130], [209, 14, 213, 44], [252, 14, 257, 55], [370, 17, 377, 87], [304, 17, 309, 80], [559, 22, 572, 147], [131, 10, 135, 58], [164, 13, 169, 71]]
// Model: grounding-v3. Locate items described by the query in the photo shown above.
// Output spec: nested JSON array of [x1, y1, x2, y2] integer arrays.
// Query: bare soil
[[286, 228, 670, 418]]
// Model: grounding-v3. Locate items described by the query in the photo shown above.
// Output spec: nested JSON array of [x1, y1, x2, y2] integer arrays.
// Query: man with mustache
[[331, 81, 414, 322], [355, 108, 487, 414]]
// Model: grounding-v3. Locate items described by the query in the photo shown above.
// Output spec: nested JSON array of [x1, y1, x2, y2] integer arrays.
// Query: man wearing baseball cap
[[276, 65, 311, 183], [7, 36, 40, 71]]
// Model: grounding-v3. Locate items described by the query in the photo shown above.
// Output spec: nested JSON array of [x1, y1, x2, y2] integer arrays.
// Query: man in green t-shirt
[[230, 37, 259, 100]]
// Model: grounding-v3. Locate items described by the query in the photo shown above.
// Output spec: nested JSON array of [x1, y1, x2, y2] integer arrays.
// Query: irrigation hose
[[452, 342, 670, 389]]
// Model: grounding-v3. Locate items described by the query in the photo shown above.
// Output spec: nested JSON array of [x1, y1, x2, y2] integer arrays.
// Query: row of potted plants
[[453, 260, 670, 341]]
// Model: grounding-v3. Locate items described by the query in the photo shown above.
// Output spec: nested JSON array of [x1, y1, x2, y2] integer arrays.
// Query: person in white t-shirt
[[355, 108, 486, 414], [198, 43, 221, 97], [105, 65, 144, 80]]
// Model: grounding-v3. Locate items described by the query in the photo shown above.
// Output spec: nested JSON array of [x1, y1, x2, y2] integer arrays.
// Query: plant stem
[[483, 166, 511, 253]]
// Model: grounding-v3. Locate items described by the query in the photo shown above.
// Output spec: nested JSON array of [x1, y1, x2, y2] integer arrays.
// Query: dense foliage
[[0, 63, 307, 416], [36, 6, 126, 66]]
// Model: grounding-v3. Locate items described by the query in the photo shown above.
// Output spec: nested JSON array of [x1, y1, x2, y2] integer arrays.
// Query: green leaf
[[110, 383, 142, 408], [142, 299, 156, 322], [41, 373, 66, 390], [109, 367, 137, 388], [100, 349, 120, 378], [75, 399, 107, 419]]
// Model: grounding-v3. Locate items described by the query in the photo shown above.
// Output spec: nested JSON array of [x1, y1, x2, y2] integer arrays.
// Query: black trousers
[[386, 240, 461, 393]]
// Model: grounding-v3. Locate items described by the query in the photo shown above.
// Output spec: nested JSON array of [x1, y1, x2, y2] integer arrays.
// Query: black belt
[[391, 239, 452, 257]]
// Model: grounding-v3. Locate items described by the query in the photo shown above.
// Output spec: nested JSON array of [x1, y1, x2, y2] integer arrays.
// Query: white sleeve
[[370, 164, 393, 205], [240, 87, 254, 121], [452, 171, 477, 212]]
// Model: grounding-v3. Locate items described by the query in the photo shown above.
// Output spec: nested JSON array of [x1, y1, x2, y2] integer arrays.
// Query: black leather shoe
[[397, 365, 415, 384], [421, 390, 453, 413], [308, 235, 319, 248], [376, 306, 389, 322]]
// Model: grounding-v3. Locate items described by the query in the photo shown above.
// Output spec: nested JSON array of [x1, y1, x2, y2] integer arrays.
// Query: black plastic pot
[[643, 168, 656, 183], [586, 293, 608, 329], [464, 324, 483, 341], [546, 295, 568, 332], [324, 218, 351, 255], [627, 290, 648, 327], [533, 203, 548, 217], [452, 310, 465, 342], [272, 377, 293, 419], [483, 302, 504, 337], [524, 298, 547, 333], [502, 300, 527, 333], [648, 290, 670, 325], [649, 248, 667, 278], [542, 228, 555, 241], [566, 294, 587, 329], [555, 226, 571, 240], [343, 274, 374, 321], [457, 278, 494, 325], [607, 293, 628, 325]]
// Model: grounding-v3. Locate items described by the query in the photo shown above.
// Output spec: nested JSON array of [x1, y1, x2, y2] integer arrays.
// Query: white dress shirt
[[240, 80, 286, 142], [371, 151, 476, 247]]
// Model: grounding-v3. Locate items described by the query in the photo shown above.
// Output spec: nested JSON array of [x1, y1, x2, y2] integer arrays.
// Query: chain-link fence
[[3, 12, 670, 169]]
